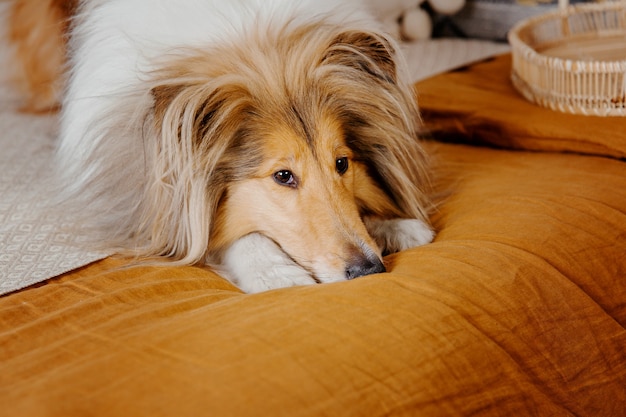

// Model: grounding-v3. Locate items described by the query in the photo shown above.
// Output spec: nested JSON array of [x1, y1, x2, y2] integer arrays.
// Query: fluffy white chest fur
[[20, 0, 434, 292]]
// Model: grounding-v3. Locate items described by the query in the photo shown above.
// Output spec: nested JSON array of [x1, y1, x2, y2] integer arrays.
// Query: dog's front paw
[[365, 218, 434, 254], [221, 233, 316, 293]]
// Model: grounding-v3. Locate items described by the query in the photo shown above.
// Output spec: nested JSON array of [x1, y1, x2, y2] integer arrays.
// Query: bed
[[1, 54, 625, 416]]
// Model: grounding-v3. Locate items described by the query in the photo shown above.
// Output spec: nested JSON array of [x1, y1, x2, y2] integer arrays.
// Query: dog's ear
[[147, 80, 259, 263], [151, 82, 227, 147], [151, 84, 184, 122], [323, 30, 397, 84]]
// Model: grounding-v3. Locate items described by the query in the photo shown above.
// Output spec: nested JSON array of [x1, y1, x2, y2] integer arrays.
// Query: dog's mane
[[57, 18, 431, 266]]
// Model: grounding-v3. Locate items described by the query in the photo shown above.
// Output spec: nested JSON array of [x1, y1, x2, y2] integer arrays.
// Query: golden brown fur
[[8, 0, 75, 112], [147, 23, 431, 273]]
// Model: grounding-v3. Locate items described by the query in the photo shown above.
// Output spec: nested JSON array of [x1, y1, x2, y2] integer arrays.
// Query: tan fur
[[8, 0, 75, 112], [212, 115, 388, 277]]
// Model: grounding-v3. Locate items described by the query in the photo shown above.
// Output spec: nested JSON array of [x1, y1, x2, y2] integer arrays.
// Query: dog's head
[[147, 22, 430, 282]]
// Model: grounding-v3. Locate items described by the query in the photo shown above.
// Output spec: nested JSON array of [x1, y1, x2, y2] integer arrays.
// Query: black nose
[[345, 254, 386, 280]]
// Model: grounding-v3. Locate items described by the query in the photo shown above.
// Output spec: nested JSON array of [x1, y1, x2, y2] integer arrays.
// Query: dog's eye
[[273, 170, 297, 188], [336, 157, 349, 175]]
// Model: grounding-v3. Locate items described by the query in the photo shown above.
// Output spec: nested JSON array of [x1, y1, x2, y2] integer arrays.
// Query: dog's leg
[[221, 233, 316, 293], [364, 218, 434, 254]]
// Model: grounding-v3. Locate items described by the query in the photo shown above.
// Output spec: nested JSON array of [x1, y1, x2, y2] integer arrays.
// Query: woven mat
[[0, 90, 106, 295], [0, 36, 509, 295]]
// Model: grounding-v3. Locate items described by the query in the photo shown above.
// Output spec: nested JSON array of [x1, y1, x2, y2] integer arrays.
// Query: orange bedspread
[[1, 55, 625, 416]]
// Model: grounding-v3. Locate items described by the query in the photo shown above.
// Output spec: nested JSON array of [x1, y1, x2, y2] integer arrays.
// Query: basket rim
[[508, 1, 626, 72]]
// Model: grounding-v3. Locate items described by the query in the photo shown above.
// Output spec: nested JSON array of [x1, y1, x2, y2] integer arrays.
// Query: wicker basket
[[508, 0, 626, 116]]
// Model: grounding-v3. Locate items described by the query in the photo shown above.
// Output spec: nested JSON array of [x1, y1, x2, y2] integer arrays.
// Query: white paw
[[221, 233, 316, 293], [365, 218, 434, 254]]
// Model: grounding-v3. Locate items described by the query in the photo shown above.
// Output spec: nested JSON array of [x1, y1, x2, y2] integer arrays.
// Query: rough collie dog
[[9, 0, 433, 293]]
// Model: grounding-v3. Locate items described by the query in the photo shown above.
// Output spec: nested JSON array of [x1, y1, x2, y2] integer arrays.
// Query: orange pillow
[[415, 54, 626, 160]]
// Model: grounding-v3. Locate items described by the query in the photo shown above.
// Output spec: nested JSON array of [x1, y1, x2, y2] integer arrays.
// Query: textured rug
[[0, 36, 509, 295], [0, 91, 107, 294]]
